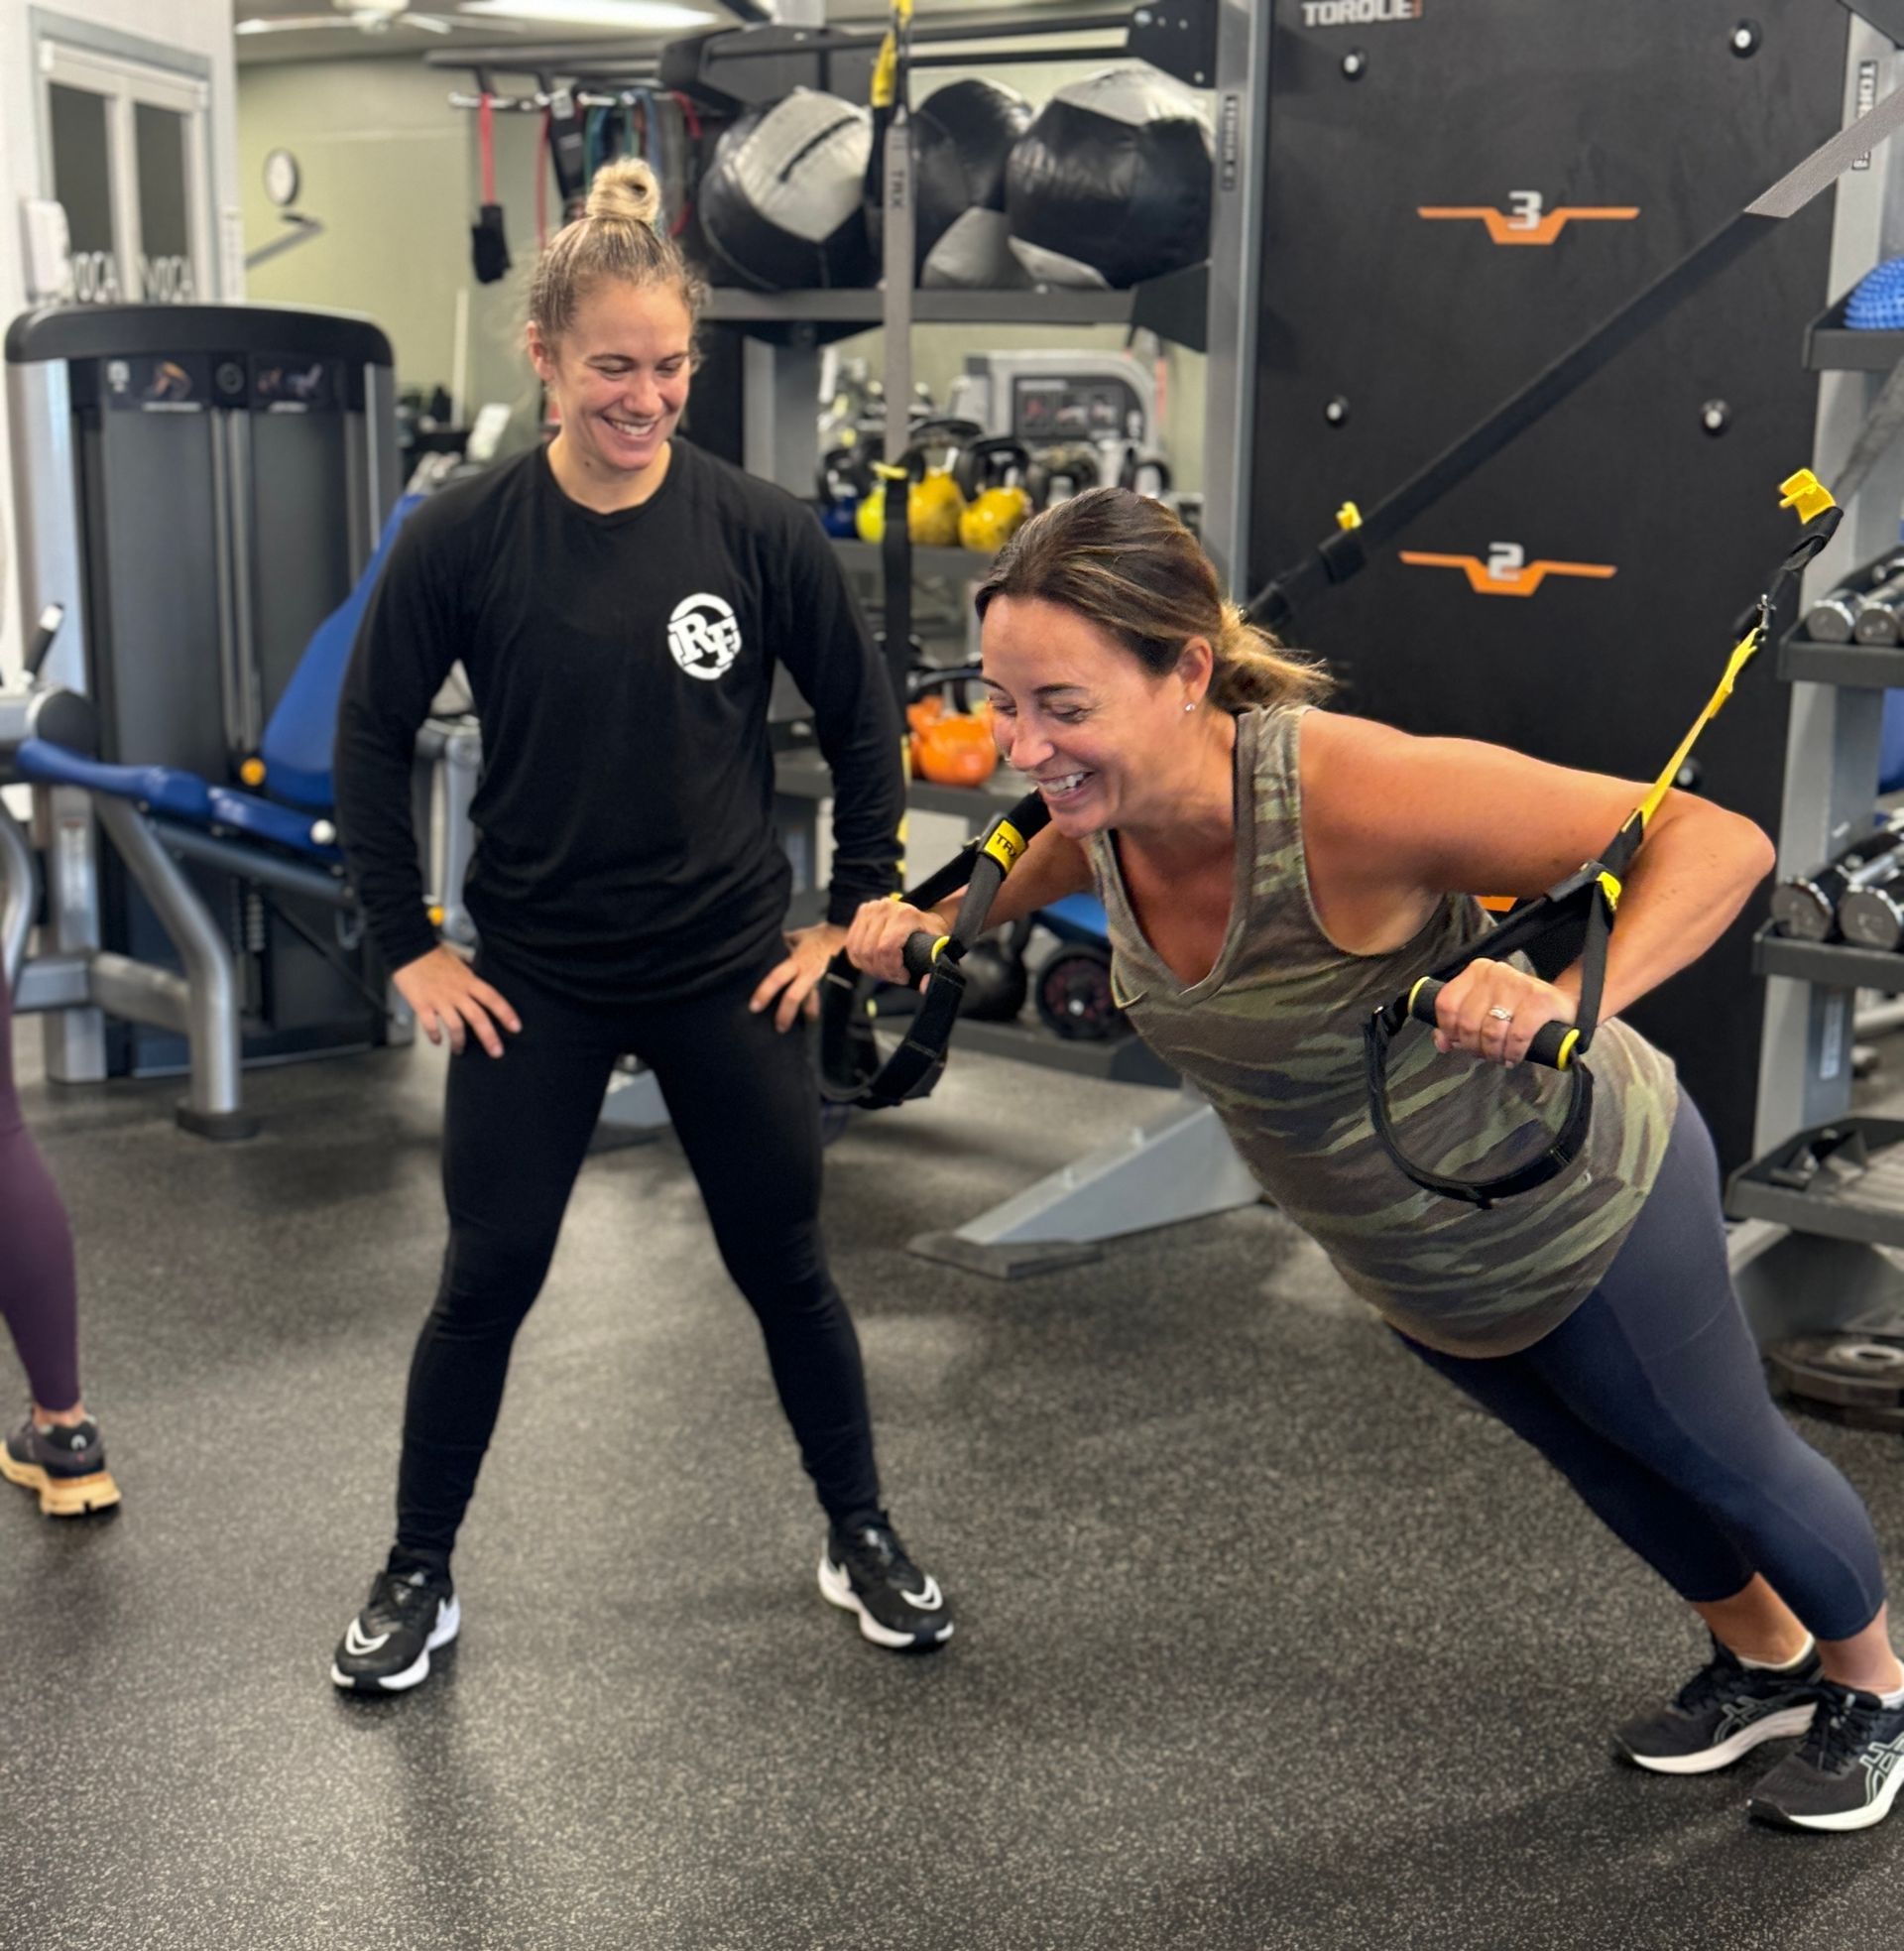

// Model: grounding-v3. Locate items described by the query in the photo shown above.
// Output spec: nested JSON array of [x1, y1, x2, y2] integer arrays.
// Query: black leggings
[[0, 975, 81, 1412], [1400, 1093, 1886, 1643], [393, 956, 881, 1570]]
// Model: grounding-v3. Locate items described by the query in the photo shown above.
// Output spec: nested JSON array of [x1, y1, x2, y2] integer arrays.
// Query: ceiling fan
[[235, 0, 523, 38]]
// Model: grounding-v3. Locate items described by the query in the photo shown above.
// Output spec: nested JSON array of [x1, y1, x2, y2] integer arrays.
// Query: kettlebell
[[855, 418, 979, 548], [957, 926, 1031, 1022], [910, 696, 999, 788], [1119, 451, 1174, 504], [955, 437, 1034, 554], [1027, 441, 1099, 510], [819, 440, 874, 538]]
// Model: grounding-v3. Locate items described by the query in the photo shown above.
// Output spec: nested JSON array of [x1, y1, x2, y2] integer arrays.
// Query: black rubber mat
[[3, 1031, 1901, 1949]]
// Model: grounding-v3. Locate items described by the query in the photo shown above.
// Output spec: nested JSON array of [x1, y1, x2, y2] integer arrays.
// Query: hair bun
[[585, 158, 662, 227]]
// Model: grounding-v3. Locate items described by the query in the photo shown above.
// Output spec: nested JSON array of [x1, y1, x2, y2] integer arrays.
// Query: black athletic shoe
[[330, 1565, 460, 1694], [818, 1518, 953, 1650], [1614, 1638, 1820, 1773], [1747, 1681, 1904, 1832], [0, 1412, 120, 1519]]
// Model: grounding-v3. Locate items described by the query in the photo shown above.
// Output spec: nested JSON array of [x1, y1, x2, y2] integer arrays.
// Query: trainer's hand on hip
[[392, 945, 521, 1057], [845, 898, 942, 988], [1431, 960, 1575, 1066], [751, 921, 848, 1033]]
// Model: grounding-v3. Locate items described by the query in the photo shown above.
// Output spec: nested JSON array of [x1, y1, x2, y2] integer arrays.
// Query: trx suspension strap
[[819, 793, 1050, 1110], [1364, 473, 1844, 1208], [1246, 81, 1904, 633], [873, 0, 916, 705]]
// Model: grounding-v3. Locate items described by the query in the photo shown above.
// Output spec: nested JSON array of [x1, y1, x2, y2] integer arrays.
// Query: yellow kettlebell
[[856, 424, 977, 548], [955, 437, 1034, 555]]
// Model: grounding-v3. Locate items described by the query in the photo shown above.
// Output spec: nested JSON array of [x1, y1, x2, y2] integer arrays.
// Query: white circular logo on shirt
[[666, 592, 743, 681]]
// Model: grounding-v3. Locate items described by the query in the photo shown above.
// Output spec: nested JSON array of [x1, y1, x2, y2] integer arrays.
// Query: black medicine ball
[[698, 88, 876, 292], [869, 77, 1034, 285], [1006, 67, 1214, 289]]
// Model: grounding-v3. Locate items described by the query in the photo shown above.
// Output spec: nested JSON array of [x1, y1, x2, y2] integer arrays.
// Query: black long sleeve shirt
[[333, 439, 903, 1003]]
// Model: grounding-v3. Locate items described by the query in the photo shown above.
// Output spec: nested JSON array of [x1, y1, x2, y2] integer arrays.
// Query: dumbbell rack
[[1730, 44, 1904, 1340]]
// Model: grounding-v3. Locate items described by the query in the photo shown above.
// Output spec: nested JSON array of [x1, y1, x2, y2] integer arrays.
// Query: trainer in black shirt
[[327, 159, 955, 1701]]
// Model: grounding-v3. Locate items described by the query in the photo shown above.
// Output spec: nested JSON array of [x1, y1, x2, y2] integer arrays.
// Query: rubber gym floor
[[4, 1019, 1902, 1951]]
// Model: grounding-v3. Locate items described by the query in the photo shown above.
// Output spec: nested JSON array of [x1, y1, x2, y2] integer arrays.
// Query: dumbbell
[[1770, 821, 1904, 941], [1804, 550, 1904, 643], [1840, 853, 1904, 951], [1853, 569, 1904, 645]]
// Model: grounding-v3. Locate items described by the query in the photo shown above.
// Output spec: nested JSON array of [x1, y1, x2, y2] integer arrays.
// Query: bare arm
[[845, 819, 1095, 984], [1300, 711, 1776, 1061]]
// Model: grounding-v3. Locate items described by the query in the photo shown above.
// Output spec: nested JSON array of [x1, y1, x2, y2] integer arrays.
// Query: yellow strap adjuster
[[1779, 467, 1836, 524], [1336, 501, 1363, 533]]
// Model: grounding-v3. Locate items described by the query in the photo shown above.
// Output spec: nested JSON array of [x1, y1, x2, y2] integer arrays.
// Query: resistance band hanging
[[1247, 80, 1904, 634], [819, 793, 1051, 1110], [669, 91, 704, 241], [471, 93, 511, 285], [1365, 473, 1844, 1209]]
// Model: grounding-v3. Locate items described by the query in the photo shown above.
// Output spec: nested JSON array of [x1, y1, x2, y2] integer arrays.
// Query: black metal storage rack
[[1731, 240, 1904, 1340]]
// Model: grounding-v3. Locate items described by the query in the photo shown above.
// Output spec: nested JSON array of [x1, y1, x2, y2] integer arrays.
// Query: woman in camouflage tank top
[[848, 489, 1904, 1834]]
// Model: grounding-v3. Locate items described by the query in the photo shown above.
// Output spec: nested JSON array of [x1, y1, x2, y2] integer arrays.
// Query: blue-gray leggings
[[1399, 1094, 1887, 1643]]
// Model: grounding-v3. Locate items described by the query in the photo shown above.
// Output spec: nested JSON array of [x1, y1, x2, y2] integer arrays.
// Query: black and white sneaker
[[330, 1565, 460, 1694], [1614, 1638, 1820, 1774], [818, 1519, 953, 1651], [1747, 1681, 1904, 1832]]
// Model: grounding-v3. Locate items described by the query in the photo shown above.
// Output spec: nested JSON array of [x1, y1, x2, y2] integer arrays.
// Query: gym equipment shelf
[[1804, 292, 1904, 371], [1754, 927, 1904, 994], [1777, 634, 1904, 685], [700, 268, 1210, 352], [1735, 73, 1904, 1334], [829, 541, 980, 582], [1729, 1117, 1904, 1246]]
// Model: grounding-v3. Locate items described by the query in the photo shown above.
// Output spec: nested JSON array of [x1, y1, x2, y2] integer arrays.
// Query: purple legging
[[0, 974, 80, 1410]]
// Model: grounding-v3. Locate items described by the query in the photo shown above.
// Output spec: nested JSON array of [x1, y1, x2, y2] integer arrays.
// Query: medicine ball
[[1005, 68, 1214, 289], [698, 89, 875, 291], [869, 78, 1035, 289]]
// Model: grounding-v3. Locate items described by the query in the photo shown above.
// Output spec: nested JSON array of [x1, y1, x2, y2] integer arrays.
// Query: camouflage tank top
[[1085, 705, 1679, 1357]]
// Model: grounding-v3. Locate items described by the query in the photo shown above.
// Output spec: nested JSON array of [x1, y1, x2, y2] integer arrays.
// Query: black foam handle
[[1408, 978, 1574, 1071], [901, 931, 945, 983]]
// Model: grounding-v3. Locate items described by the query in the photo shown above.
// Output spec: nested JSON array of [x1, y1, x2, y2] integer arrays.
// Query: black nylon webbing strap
[[817, 793, 1050, 1109], [1362, 878, 1602, 1209]]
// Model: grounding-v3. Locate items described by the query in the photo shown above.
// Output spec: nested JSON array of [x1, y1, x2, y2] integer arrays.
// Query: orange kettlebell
[[913, 699, 999, 788]]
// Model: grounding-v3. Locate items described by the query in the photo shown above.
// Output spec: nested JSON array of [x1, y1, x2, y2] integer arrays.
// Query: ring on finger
[[1487, 1006, 1514, 1023]]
